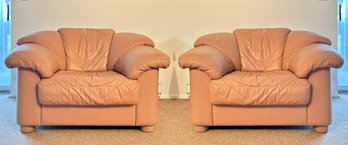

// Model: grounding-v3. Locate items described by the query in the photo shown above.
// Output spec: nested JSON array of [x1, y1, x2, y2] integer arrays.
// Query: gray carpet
[[0, 94, 348, 145]]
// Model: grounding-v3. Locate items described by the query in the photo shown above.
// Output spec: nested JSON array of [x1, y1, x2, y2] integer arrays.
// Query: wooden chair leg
[[140, 126, 156, 133], [20, 126, 35, 133], [194, 126, 209, 133], [313, 126, 328, 133]]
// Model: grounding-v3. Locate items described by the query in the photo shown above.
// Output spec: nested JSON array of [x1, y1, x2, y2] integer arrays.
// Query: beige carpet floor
[[0, 94, 348, 145]]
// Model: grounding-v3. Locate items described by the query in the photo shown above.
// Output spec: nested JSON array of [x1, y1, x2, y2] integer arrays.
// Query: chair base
[[194, 126, 209, 133], [20, 126, 35, 133], [313, 126, 328, 133], [140, 126, 156, 133], [21, 126, 157, 133]]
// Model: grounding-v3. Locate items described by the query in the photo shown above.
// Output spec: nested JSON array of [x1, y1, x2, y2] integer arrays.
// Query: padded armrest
[[288, 43, 343, 78], [114, 46, 170, 79], [178, 46, 234, 79], [17, 30, 66, 70], [108, 32, 156, 70], [194, 32, 241, 70], [5, 43, 60, 78]]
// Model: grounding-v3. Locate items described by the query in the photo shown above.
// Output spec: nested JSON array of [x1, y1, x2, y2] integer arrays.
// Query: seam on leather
[[296, 57, 343, 77], [40, 104, 42, 125], [134, 104, 137, 126], [211, 104, 214, 126], [306, 103, 309, 125], [209, 83, 310, 105], [135, 59, 170, 70], [179, 59, 223, 79], [6, 57, 57, 77], [122, 59, 169, 79]]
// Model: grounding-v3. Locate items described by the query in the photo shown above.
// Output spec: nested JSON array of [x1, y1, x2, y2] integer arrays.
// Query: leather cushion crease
[[38, 71, 139, 106], [179, 28, 343, 107], [58, 28, 115, 72], [4, 28, 170, 133], [209, 71, 310, 105], [234, 28, 290, 72]]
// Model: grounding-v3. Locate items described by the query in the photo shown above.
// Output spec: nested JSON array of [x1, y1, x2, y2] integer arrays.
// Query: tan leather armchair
[[179, 28, 344, 133], [5, 28, 170, 133]]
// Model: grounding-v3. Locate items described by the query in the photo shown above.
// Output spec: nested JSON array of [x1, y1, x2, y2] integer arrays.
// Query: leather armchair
[[5, 28, 170, 133], [179, 28, 344, 133]]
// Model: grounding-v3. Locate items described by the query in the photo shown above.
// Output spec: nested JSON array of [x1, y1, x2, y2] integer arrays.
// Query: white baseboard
[[8, 94, 16, 99], [332, 94, 340, 99]]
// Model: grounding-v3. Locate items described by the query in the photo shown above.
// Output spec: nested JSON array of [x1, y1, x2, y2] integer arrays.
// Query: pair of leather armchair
[[5, 28, 343, 133]]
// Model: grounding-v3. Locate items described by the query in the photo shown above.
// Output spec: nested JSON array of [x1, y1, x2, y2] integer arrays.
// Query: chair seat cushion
[[209, 71, 310, 106], [38, 71, 139, 106]]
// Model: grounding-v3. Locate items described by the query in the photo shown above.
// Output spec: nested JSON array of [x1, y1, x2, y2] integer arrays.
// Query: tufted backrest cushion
[[58, 28, 115, 72]]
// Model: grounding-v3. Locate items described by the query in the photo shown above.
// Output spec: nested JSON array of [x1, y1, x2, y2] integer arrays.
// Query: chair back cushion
[[234, 28, 290, 71], [58, 28, 115, 71]]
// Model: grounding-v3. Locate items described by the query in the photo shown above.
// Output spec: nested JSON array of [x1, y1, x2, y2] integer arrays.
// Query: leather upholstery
[[307, 69, 332, 126], [58, 28, 115, 72], [209, 71, 310, 105], [38, 71, 139, 106], [108, 32, 155, 70], [17, 68, 42, 126], [189, 70, 213, 126], [41, 105, 136, 126], [6, 28, 169, 132], [234, 28, 290, 71], [283, 31, 332, 70], [179, 46, 234, 79], [136, 70, 159, 126], [114, 46, 170, 79], [5, 44, 60, 78], [287, 43, 343, 78], [17, 31, 67, 70], [194, 32, 241, 70], [179, 28, 344, 132]]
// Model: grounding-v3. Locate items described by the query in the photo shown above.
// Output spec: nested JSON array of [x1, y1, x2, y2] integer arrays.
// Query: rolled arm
[[194, 32, 241, 70], [288, 43, 343, 78], [178, 46, 234, 79], [108, 32, 156, 70], [114, 46, 170, 79], [5, 43, 60, 78]]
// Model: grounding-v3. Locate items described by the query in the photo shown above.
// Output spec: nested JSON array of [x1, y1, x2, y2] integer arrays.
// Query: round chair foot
[[314, 126, 328, 133], [21, 126, 35, 133], [194, 126, 208, 133], [140, 126, 155, 133]]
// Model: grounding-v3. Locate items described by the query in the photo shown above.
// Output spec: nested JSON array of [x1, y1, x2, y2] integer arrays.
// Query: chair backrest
[[58, 28, 115, 72], [234, 28, 290, 72]]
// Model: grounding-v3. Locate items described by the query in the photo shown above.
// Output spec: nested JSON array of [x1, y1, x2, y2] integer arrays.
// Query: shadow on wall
[[169, 67, 179, 99], [158, 38, 191, 98]]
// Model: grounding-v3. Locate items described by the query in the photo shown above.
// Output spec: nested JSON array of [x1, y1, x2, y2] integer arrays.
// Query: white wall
[[12, 0, 338, 98]]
